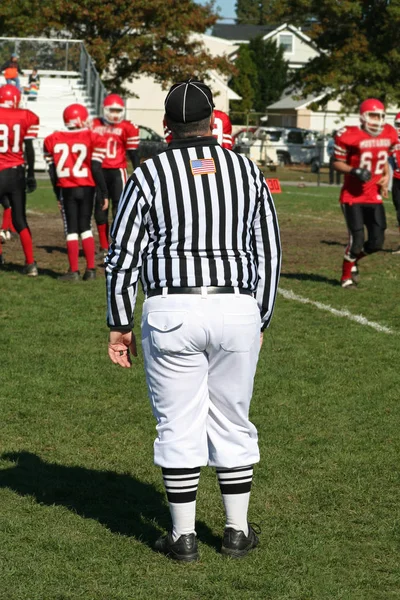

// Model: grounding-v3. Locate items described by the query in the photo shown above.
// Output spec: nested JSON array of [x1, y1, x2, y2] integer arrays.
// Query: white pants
[[141, 291, 261, 469]]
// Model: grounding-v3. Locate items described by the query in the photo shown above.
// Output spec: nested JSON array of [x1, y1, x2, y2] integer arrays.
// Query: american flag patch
[[190, 158, 216, 175]]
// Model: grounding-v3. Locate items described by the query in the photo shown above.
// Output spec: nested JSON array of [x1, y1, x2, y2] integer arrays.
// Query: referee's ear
[[209, 111, 215, 134]]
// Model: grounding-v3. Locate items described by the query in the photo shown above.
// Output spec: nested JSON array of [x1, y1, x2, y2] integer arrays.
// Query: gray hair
[[165, 115, 211, 139]]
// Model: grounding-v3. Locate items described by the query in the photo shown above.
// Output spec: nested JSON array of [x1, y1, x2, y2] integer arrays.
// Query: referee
[[105, 80, 281, 562]]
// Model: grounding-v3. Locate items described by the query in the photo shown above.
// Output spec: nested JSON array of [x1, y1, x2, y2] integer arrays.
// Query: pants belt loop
[[234, 287, 240, 297], [201, 286, 208, 299], [161, 287, 168, 298]]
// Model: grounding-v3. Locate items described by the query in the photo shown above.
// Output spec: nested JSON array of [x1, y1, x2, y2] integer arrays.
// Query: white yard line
[[278, 287, 396, 334]]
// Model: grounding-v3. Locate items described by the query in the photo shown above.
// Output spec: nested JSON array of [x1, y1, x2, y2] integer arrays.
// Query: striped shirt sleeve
[[105, 176, 150, 330], [252, 178, 281, 331]]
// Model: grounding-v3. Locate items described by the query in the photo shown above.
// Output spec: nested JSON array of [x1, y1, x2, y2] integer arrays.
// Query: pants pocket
[[147, 310, 188, 353], [220, 313, 259, 352]]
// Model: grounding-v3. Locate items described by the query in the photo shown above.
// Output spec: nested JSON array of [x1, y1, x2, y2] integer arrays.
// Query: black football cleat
[[58, 270, 80, 281], [82, 268, 96, 281], [221, 523, 260, 558], [22, 261, 38, 277], [154, 532, 199, 562]]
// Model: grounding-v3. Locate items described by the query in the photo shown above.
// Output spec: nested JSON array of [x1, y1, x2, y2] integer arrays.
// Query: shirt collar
[[168, 136, 218, 150]]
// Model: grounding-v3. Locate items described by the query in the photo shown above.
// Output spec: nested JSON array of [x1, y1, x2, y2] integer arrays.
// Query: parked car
[[234, 126, 328, 170], [138, 125, 168, 161], [232, 127, 257, 151]]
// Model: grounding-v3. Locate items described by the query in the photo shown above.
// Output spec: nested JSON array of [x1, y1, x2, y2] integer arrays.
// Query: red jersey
[[391, 136, 400, 180], [164, 119, 172, 145], [163, 110, 233, 149], [334, 124, 398, 204], [212, 110, 233, 149], [43, 128, 107, 188], [91, 118, 139, 169], [0, 107, 39, 171]]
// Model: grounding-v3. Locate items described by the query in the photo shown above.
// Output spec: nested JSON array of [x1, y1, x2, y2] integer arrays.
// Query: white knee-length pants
[[141, 290, 261, 469]]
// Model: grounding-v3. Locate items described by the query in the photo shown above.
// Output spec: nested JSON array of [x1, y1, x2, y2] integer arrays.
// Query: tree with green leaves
[[230, 36, 288, 116], [249, 36, 288, 111], [0, 0, 234, 94], [267, 0, 400, 111]]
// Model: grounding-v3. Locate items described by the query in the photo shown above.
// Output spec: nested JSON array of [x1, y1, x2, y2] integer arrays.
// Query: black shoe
[[154, 532, 199, 562], [58, 270, 80, 281], [221, 523, 260, 558], [82, 268, 96, 281], [22, 261, 38, 277]]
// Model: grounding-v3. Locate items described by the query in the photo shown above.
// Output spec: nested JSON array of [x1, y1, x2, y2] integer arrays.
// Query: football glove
[[26, 176, 37, 193], [350, 168, 371, 183]]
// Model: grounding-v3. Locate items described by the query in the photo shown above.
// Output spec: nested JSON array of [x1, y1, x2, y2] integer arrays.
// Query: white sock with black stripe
[[216, 466, 254, 536], [162, 467, 201, 541]]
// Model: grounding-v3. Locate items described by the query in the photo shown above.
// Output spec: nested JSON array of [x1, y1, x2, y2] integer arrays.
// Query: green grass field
[[1, 181, 400, 599]]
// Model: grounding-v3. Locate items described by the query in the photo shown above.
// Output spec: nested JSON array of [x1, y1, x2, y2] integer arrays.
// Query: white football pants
[[141, 290, 261, 469]]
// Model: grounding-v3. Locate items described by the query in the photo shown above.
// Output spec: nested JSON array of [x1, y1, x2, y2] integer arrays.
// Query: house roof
[[211, 23, 320, 57], [266, 93, 327, 110], [211, 24, 277, 42]]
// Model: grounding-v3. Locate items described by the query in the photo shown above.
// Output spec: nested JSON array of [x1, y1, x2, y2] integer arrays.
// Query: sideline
[[278, 287, 396, 335]]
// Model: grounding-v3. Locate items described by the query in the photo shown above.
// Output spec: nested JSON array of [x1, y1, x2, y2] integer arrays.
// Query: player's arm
[[126, 122, 140, 169], [92, 134, 109, 209], [333, 159, 371, 182], [378, 159, 389, 198], [127, 149, 140, 170], [91, 160, 109, 210], [24, 139, 37, 193], [333, 131, 371, 182], [43, 139, 61, 202]]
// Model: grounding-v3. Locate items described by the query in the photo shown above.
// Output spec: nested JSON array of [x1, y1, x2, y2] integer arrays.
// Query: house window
[[279, 34, 293, 53]]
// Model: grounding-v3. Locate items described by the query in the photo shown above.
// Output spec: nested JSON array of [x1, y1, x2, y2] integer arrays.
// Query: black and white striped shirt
[[106, 136, 281, 331]]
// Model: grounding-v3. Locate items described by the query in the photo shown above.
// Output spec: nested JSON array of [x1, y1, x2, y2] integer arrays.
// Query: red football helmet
[[63, 104, 89, 129], [103, 94, 125, 124], [360, 98, 385, 136], [0, 84, 21, 108], [394, 112, 400, 136]]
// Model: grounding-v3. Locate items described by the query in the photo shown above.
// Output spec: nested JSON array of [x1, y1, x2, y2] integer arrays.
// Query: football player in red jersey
[[0, 84, 39, 274], [390, 112, 400, 254], [333, 98, 398, 287], [43, 103, 108, 281], [163, 108, 233, 149], [212, 109, 233, 150], [91, 94, 140, 256]]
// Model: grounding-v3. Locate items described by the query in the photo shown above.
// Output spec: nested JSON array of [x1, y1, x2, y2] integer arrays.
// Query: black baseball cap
[[164, 79, 215, 124]]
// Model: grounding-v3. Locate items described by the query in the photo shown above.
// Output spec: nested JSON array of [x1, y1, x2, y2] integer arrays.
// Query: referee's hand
[[108, 331, 137, 368]]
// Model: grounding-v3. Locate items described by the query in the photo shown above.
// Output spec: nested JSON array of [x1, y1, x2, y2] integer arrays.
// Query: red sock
[[81, 234, 95, 269], [97, 223, 109, 250], [66, 239, 79, 272], [341, 259, 354, 281], [10, 220, 16, 233], [19, 227, 34, 264], [2, 207, 12, 230]]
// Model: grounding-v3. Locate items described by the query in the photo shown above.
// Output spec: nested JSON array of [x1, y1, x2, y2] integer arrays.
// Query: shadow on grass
[[37, 244, 68, 255], [0, 262, 60, 279], [0, 451, 221, 551], [281, 272, 340, 287], [320, 239, 344, 247], [320, 240, 395, 254]]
